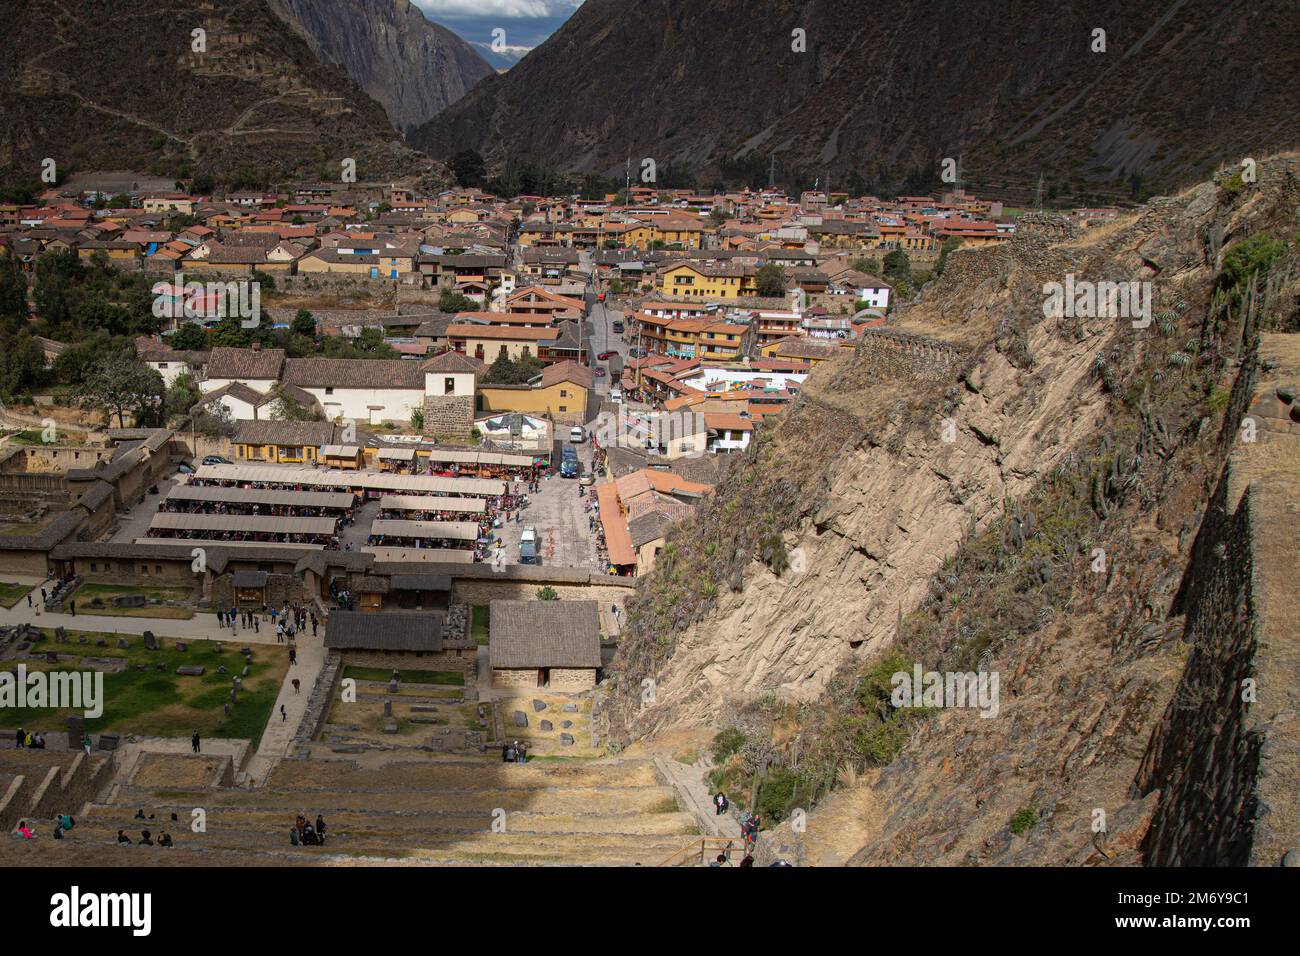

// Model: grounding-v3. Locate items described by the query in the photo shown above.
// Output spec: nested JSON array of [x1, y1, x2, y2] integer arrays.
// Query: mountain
[[0, 0, 425, 188], [268, 0, 496, 134], [412, 0, 1300, 201], [603, 154, 1300, 865]]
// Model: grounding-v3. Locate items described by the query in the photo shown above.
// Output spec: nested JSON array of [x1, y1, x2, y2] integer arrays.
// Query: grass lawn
[[4, 629, 287, 746], [73, 582, 195, 620], [342, 666, 464, 686], [471, 605, 489, 645], [0, 581, 31, 609]]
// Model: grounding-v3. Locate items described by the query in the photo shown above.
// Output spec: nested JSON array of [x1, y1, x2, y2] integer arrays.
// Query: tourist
[[135, 809, 147, 820], [53, 820, 65, 839], [40, 588, 46, 603], [218, 609, 226, 627], [289, 826, 299, 847], [739, 855, 754, 868], [709, 853, 729, 867], [315, 815, 327, 843], [295, 813, 306, 839], [292, 678, 300, 695], [276, 622, 284, 643], [159, 831, 173, 848], [191, 731, 201, 754], [82, 734, 92, 756], [139, 830, 154, 846], [15, 726, 24, 749], [302, 823, 318, 846], [117, 830, 132, 845], [15, 820, 36, 839], [58, 814, 75, 832], [714, 792, 728, 816], [26, 593, 31, 608], [289, 648, 296, 666], [69, 599, 75, 616]]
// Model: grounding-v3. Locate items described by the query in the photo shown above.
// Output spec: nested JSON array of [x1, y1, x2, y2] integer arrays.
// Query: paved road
[[491, 460, 599, 569]]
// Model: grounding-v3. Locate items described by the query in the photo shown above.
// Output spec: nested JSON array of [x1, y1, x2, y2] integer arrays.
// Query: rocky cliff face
[[413, 0, 1300, 200], [605, 155, 1300, 866], [0, 0, 424, 186], [269, 0, 495, 134]]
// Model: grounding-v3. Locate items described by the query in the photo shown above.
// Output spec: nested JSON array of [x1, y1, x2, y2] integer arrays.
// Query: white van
[[569, 426, 586, 443], [610, 388, 622, 404]]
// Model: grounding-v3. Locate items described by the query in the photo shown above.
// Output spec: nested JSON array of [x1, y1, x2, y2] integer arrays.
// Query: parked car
[[519, 527, 538, 564], [612, 320, 625, 333], [578, 472, 595, 486], [597, 292, 607, 302], [610, 388, 622, 404], [628, 347, 646, 358], [597, 350, 615, 360], [560, 458, 580, 479], [594, 366, 606, 378], [569, 426, 586, 443], [176, 462, 195, 475], [202, 455, 232, 466]]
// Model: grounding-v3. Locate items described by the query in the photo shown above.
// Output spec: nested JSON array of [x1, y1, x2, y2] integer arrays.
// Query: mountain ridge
[[267, 0, 496, 134], [412, 0, 1300, 200]]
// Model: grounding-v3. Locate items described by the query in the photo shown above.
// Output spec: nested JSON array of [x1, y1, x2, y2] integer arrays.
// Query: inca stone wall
[[853, 328, 962, 381]]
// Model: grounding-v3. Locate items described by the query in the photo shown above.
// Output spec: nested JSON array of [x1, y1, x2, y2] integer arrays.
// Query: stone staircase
[[5, 753, 702, 866]]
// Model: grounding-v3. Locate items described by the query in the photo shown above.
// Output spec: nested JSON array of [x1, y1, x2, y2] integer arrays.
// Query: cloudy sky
[[412, 0, 585, 69]]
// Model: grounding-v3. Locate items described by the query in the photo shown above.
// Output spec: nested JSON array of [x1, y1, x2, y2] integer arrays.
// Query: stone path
[[653, 755, 742, 839]]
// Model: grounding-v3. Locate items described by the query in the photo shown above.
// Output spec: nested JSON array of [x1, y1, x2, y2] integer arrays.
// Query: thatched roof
[[489, 600, 600, 669]]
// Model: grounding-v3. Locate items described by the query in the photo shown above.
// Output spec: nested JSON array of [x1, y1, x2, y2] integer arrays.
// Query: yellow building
[[477, 361, 593, 425], [658, 263, 757, 301]]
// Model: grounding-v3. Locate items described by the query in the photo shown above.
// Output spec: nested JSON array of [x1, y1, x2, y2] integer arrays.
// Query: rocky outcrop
[[269, 0, 494, 133], [607, 155, 1300, 866]]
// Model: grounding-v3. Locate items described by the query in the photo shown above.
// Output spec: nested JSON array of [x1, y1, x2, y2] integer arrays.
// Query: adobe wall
[[452, 577, 634, 609]]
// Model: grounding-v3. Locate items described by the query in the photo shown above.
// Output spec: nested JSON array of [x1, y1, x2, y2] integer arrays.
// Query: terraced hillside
[[2, 751, 702, 867]]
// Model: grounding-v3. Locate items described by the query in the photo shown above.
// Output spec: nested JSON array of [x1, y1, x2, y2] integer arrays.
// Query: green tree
[[850, 256, 882, 277], [756, 264, 787, 298], [438, 288, 474, 313], [882, 250, 912, 296], [410, 408, 425, 431], [77, 352, 164, 427], [169, 323, 208, 351], [536, 586, 559, 601], [269, 385, 322, 422], [0, 331, 46, 400], [450, 149, 486, 188], [0, 253, 27, 325], [194, 401, 236, 440], [290, 309, 317, 338]]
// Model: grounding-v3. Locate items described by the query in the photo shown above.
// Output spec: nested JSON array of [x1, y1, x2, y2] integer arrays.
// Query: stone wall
[[452, 578, 634, 609], [550, 667, 597, 690], [852, 328, 963, 381], [342, 647, 476, 676], [492, 667, 540, 688], [210, 572, 305, 609], [422, 394, 475, 438], [1133, 462, 1260, 865]]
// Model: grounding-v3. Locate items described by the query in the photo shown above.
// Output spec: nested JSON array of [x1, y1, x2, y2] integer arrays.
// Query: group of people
[[14, 727, 48, 749], [290, 814, 328, 847], [714, 792, 762, 851], [117, 828, 173, 847], [501, 740, 528, 763], [213, 604, 317, 642]]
